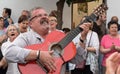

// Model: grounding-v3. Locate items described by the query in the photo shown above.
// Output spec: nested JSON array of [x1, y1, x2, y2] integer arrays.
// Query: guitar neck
[[58, 26, 82, 49], [58, 13, 97, 49]]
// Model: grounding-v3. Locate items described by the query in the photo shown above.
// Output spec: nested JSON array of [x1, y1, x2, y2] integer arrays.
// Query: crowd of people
[[0, 6, 120, 74]]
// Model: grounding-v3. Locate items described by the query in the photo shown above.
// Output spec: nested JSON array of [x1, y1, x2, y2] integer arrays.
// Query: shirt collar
[[30, 29, 44, 42]]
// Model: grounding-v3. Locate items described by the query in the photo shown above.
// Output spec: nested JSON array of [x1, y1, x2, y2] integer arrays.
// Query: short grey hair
[[6, 24, 20, 36], [29, 7, 44, 19]]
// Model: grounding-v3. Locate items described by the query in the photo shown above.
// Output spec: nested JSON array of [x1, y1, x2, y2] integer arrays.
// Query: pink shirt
[[101, 34, 120, 66]]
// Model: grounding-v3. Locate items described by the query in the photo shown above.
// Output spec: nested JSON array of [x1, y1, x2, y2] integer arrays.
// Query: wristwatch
[[80, 38, 86, 43]]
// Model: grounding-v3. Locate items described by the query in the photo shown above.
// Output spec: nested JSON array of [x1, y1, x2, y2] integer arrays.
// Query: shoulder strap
[[88, 31, 93, 47], [86, 31, 93, 57]]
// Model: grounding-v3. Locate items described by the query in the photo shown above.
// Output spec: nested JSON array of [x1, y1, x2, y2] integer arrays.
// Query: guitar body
[[18, 30, 76, 74]]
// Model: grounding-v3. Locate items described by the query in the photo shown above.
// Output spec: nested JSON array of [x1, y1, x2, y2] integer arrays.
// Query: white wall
[[0, 0, 71, 29], [107, 0, 120, 24]]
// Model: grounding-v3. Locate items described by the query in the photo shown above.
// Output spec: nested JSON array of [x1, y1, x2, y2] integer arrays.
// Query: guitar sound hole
[[50, 44, 63, 57]]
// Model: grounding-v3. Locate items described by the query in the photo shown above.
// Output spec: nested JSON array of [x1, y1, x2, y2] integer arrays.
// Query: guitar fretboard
[[58, 13, 96, 49]]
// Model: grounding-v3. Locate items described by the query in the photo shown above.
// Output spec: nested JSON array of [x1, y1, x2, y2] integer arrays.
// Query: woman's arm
[[0, 57, 7, 68]]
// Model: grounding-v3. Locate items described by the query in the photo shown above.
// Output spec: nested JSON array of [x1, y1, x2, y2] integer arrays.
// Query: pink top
[[101, 34, 120, 67]]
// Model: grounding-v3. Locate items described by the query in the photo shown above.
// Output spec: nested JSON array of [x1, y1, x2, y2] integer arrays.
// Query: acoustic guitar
[[18, 3, 108, 74]]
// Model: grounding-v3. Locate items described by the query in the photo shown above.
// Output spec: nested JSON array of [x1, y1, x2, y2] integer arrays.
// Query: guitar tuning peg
[[100, 11, 103, 14], [102, 10, 105, 12], [94, 10, 98, 14], [98, 13, 101, 15]]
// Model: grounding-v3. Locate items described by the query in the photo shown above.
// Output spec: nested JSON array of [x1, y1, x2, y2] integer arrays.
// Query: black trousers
[[0, 68, 7, 74], [71, 65, 93, 74], [0, 49, 7, 74]]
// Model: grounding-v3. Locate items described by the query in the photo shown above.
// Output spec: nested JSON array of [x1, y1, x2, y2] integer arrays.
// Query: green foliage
[[66, 0, 98, 6], [87, 0, 98, 1], [66, 0, 72, 7]]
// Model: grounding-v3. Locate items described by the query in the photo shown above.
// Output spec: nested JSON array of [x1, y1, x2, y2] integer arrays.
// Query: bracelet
[[79, 38, 84, 43], [36, 50, 40, 60]]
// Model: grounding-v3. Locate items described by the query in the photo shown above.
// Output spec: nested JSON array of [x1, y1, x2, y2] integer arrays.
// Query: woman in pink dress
[[100, 21, 120, 74]]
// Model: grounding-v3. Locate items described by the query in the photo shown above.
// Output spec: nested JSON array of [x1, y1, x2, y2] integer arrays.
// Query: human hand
[[113, 45, 120, 52], [106, 52, 120, 74], [40, 51, 56, 73], [110, 43, 115, 50], [80, 22, 91, 38], [0, 57, 7, 69], [79, 22, 91, 32], [116, 65, 120, 74], [0, 35, 7, 43]]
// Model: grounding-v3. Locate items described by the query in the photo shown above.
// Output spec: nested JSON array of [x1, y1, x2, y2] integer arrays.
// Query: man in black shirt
[[92, 12, 107, 40], [92, 12, 107, 74]]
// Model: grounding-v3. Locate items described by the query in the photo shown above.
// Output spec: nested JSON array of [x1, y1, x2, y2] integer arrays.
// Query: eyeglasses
[[29, 14, 48, 21]]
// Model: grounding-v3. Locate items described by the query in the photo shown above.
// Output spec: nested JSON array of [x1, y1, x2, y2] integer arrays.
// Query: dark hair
[[96, 15, 99, 20], [49, 10, 57, 18], [108, 21, 119, 29], [0, 17, 4, 20], [62, 28, 70, 34], [22, 10, 30, 18], [110, 16, 118, 23], [18, 15, 29, 23], [4, 8, 12, 18]]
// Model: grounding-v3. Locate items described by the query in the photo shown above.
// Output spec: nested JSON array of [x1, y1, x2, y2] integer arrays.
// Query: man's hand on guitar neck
[[79, 22, 92, 32]]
